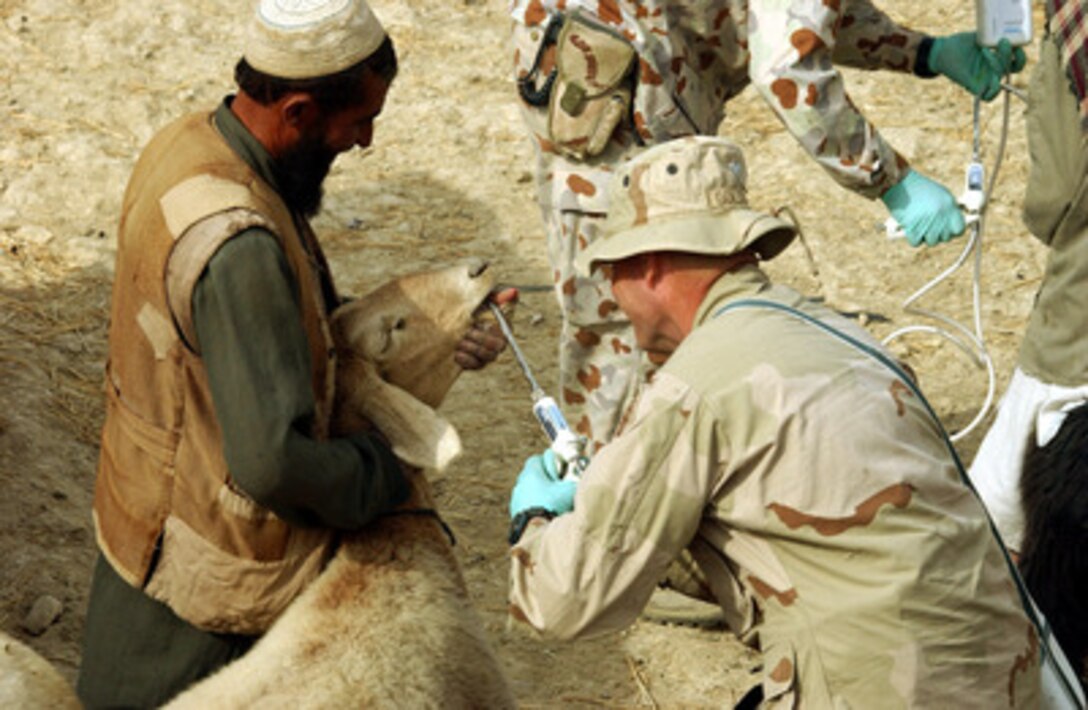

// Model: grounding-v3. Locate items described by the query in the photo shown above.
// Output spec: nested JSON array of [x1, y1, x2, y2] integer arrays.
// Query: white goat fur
[[0, 632, 80, 709], [0, 261, 515, 709]]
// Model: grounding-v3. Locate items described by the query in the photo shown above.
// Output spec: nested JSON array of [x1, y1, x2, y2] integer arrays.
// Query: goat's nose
[[467, 259, 489, 278]]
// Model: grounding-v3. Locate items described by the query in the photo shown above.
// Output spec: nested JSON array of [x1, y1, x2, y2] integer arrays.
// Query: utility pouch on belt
[[548, 11, 636, 161]]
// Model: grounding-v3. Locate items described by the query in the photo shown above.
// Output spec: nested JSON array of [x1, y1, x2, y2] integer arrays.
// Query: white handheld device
[[976, 0, 1033, 47]]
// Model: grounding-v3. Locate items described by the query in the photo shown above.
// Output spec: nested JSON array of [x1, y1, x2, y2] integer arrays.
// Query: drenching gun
[[488, 303, 589, 480]]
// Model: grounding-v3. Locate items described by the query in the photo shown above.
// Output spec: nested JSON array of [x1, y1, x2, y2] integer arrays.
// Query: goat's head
[[331, 259, 496, 471]]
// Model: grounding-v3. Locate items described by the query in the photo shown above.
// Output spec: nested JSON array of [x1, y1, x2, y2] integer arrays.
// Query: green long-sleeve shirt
[[194, 98, 408, 529]]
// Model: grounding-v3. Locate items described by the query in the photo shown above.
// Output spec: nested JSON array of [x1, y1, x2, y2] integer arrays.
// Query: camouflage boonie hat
[[576, 136, 797, 274]]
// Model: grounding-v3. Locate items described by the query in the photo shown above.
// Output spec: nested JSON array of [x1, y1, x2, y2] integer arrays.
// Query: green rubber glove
[[509, 449, 577, 518], [928, 32, 1027, 101], [880, 169, 966, 247]]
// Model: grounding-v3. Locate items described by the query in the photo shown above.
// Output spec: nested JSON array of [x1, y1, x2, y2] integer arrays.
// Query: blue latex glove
[[880, 169, 966, 247], [509, 449, 577, 518], [928, 32, 1027, 101]]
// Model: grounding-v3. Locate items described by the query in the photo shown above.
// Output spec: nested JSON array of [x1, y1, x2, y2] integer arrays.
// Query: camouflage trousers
[[511, 20, 701, 450], [537, 205, 642, 451]]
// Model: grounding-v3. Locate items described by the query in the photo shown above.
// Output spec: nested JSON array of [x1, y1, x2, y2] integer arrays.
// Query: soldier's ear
[[642, 253, 666, 287]]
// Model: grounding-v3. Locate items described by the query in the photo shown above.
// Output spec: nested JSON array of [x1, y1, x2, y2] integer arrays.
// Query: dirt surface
[[0, 0, 1046, 706]]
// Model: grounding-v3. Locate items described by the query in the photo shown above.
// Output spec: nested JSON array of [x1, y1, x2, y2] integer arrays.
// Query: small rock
[[21, 595, 63, 636], [529, 313, 544, 326]]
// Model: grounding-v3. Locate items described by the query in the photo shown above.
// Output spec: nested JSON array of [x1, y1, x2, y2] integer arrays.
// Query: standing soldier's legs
[[543, 205, 643, 452], [511, 18, 645, 452]]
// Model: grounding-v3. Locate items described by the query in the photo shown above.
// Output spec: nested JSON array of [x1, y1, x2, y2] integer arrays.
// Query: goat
[[1020, 403, 1088, 690], [164, 259, 516, 708]]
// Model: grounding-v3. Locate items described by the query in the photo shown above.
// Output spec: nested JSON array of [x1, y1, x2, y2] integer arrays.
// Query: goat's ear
[[350, 360, 463, 471]]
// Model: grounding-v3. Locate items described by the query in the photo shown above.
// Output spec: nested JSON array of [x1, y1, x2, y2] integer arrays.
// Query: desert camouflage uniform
[[510, 0, 924, 450], [509, 265, 1041, 707]]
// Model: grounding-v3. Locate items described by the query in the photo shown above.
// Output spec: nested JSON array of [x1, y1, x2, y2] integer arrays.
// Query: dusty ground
[[0, 0, 1046, 706]]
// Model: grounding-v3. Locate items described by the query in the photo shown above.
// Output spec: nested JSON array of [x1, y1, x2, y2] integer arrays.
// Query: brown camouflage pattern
[[511, 0, 923, 450], [509, 265, 1041, 707]]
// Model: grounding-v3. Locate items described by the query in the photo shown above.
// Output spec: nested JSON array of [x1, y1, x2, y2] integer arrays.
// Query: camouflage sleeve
[[748, 0, 912, 198], [832, 0, 927, 72], [508, 382, 715, 640]]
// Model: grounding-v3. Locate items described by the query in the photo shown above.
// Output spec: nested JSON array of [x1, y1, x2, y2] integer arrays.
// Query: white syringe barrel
[[531, 395, 587, 479]]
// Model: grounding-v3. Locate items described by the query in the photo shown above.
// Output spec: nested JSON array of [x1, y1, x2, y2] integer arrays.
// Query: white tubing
[[881, 88, 1013, 441]]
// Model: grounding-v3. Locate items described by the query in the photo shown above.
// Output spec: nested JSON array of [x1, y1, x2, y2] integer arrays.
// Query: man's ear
[[643, 252, 666, 287], [280, 92, 320, 130]]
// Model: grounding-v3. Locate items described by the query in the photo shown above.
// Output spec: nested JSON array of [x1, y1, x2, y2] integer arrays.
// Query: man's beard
[[276, 134, 337, 219]]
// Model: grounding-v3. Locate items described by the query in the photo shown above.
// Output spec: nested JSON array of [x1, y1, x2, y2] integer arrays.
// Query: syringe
[[488, 303, 588, 479]]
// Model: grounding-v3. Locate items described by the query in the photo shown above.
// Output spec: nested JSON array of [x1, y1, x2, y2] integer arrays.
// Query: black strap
[[508, 506, 556, 546], [517, 14, 564, 107]]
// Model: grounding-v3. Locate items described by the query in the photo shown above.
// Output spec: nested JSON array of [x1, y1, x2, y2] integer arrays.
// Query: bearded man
[[76, 1, 507, 706]]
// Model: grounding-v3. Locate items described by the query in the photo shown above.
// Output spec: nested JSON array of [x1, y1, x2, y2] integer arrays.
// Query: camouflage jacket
[[509, 265, 1041, 707], [511, 0, 924, 198]]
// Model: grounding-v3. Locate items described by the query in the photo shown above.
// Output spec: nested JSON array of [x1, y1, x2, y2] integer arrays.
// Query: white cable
[[881, 87, 1013, 442]]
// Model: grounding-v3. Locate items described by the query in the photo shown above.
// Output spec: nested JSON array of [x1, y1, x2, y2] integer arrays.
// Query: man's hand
[[928, 32, 1027, 101], [509, 449, 576, 518], [880, 169, 965, 247], [455, 287, 518, 370]]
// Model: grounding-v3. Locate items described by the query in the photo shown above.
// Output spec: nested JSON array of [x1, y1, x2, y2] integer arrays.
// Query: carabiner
[[517, 14, 564, 107]]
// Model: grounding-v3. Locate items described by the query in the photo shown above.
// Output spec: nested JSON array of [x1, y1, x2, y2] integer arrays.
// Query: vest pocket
[[144, 515, 333, 634], [103, 379, 179, 469], [95, 381, 179, 584]]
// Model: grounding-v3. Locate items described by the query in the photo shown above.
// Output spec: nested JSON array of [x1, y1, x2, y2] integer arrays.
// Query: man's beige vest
[[93, 112, 339, 634]]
